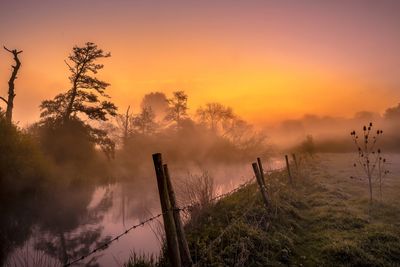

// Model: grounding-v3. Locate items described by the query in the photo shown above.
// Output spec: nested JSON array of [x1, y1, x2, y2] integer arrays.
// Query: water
[[2, 159, 285, 266]]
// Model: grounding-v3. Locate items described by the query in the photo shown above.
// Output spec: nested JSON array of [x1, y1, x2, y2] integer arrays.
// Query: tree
[[39, 42, 117, 159], [196, 102, 234, 133], [140, 92, 168, 121], [40, 42, 116, 122], [131, 106, 157, 135], [222, 117, 250, 142], [165, 91, 188, 129], [1, 46, 22, 124], [120, 106, 132, 147], [299, 135, 315, 157], [383, 103, 400, 121]]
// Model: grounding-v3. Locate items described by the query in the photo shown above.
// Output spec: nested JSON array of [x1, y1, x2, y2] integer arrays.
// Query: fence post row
[[152, 153, 182, 267], [252, 161, 269, 209], [292, 153, 299, 173], [285, 155, 293, 185], [257, 157, 266, 186], [163, 164, 193, 267]]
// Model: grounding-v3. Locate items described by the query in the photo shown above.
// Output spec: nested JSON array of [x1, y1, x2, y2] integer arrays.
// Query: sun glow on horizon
[[1, 0, 400, 126]]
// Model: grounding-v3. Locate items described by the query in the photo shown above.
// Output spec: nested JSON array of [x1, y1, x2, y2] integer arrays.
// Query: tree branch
[[0, 96, 8, 104], [4, 46, 23, 55], [64, 59, 74, 72]]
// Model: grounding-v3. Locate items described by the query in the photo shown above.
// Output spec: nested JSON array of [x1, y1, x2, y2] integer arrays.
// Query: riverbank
[[179, 154, 400, 266]]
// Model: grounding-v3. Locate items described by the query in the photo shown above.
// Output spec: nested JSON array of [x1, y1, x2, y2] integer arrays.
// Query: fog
[[1, 39, 400, 266], [2, 78, 400, 265], [265, 104, 400, 153]]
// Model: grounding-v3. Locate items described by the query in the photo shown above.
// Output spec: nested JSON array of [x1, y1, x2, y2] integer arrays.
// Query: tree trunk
[[64, 85, 78, 121], [2, 47, 22, 124], [63, 59, 88, 121], [123, 106, 130, 148]]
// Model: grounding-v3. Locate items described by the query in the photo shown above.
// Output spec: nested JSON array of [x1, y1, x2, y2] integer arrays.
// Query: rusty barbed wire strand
[[64, 176, 259, 266], [64, 167, 290, 266]]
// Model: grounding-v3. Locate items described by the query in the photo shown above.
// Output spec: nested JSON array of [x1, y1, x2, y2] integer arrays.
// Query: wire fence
[[64, 175, 259, 266], [194, 187, 259, 266]]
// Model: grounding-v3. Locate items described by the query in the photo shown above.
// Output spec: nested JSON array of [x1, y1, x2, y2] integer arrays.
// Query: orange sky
[[1, 0, 400, 126]]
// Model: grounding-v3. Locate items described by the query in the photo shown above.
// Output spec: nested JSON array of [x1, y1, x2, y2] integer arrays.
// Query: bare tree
[[196, 102, 234, 133], [116, 105, 132, 147], [1, 46, 22, 124], [131, 106, 157, 135], [165, 91, 188, 129]]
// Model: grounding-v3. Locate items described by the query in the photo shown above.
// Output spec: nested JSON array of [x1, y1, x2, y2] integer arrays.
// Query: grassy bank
[[127, 154, 400, 266]]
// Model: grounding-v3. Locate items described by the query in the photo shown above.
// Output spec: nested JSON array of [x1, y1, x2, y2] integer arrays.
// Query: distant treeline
[[0, 42, 270, 265], [0, 41, 271, 190]]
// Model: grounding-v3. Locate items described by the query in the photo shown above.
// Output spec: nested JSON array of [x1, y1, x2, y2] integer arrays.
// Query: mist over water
[[2, 157, 285, 266], [1, 0, 400, 265], [2, 97, 400, 266]]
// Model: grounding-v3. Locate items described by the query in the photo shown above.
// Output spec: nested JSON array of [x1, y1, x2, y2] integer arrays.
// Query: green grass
[[125, 154, 400, 266], [182, 155, 400, 266]]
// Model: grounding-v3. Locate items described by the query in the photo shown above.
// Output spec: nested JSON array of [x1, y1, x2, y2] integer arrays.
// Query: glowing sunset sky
[[1, 0, 400, 125]]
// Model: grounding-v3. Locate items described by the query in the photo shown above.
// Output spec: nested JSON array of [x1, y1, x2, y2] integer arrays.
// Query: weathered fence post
[[292, 153, 298, 173], [252, 162, 269, 208], [257, 157, 266, 186], [152, 153, 182, 267], [285, 155, 293, 185], [164, 164, 193, 267]]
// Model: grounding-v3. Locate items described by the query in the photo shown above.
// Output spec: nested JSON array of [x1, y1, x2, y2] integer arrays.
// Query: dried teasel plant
[[350, 122, 389, 203]]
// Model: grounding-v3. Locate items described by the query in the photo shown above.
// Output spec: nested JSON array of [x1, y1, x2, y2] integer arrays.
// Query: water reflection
[[3, 182, 113, 266], [3, 159, 284, 266]]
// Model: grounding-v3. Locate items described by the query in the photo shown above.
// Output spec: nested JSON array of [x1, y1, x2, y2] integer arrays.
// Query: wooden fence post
[[163, 164, 193, 267], [257, 157, 266, 186], [292, 153, 298, 173], [285, 155, 293, 185], [152, 153, 182, 267], [252, 162, 269, 208]]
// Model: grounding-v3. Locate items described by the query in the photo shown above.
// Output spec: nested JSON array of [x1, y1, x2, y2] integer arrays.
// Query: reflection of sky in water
[[5, 158, 286, 266]]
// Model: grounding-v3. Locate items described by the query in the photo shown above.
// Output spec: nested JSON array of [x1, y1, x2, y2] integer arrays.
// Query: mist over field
[[1, 1, 400, 266], [266, 105, 400, 152]]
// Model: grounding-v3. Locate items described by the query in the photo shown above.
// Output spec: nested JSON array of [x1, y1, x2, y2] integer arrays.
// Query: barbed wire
[[63, 168, 284, 266], [207, 176, 256, 203], [64, 212, 164, 266]]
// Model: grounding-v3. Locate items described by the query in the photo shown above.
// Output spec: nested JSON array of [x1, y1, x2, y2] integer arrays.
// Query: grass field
[[180, 153, 400, 266]]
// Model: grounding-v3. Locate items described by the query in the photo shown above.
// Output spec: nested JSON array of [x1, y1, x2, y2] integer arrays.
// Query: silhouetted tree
[[39, 42, 117, 159], [35, 187, 113, 266], [114, 106, 134, 149], [165, 91, 188, 129], [384, 103, 400, 121], [40, 42, 116, 122], [299, 135, 315, 156], [140, 92, 168, 121], [1, 46, 22, 124], [132, 106, 157, 135], [196, 102, 234, 133], [222, 117, 250, 142]]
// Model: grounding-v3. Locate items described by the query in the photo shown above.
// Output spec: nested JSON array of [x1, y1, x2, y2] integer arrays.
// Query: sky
[[1, 0, 400, 126]]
